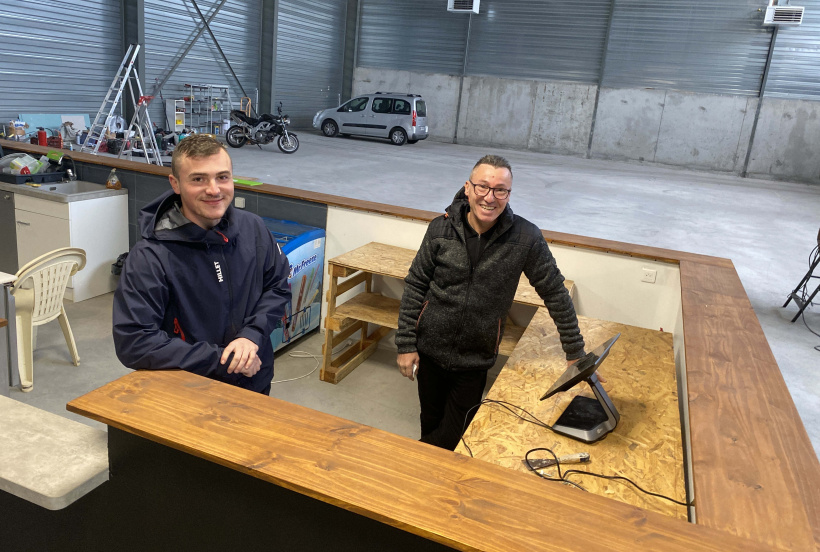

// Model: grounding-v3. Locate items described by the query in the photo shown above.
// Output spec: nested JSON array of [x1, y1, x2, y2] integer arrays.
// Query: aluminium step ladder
[[81, 44, 163, 166]]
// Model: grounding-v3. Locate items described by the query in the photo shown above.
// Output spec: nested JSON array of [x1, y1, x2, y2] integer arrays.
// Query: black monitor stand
[[541, 334, 621, 443], [550, 373, 619, 443]]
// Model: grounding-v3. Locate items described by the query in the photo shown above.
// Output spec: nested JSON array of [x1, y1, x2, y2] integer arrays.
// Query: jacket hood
[[445, 186, 515, 237], [139, 189, 235, 244]]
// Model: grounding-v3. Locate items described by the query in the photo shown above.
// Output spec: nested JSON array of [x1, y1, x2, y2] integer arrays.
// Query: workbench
[[321, 242, 573, 383], [457, 310, 686, 519]]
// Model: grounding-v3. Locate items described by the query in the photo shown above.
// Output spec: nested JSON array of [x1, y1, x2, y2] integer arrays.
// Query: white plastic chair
[[11, 247, 86, 392]]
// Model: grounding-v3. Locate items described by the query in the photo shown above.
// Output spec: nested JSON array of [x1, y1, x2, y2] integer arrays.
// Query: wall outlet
[[234, 197, 245, 209], [641, 268, 657, 284]]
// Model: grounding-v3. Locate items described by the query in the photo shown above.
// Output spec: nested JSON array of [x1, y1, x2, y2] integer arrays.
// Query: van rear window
[[393, 99, 410, 114], [416, 101, 427, 117]]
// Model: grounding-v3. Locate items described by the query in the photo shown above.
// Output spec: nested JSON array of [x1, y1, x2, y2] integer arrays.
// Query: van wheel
[[408, 139, 418, 144], [321, 120, 338, 137], [390, 128, 407, 146]]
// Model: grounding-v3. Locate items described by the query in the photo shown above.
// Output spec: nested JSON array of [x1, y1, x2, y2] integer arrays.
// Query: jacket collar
[[138, 189, 234, 244]]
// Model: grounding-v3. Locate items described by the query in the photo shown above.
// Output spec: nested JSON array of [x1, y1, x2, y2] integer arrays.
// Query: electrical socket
[[234, 197, 245, 209], [641, 268, 657, 284]]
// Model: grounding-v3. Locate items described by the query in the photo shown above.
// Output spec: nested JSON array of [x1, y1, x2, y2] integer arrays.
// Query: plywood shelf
[[326, 292, 400, 331], [321, 243, 576, 384]]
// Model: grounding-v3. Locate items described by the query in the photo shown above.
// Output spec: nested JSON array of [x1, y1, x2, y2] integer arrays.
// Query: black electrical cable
[[461, 398, 693, 507]]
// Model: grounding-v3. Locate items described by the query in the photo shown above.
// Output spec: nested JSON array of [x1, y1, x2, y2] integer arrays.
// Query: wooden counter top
[[67, 370, 767, 551]]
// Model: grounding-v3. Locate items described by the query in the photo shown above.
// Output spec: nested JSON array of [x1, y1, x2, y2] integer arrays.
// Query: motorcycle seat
[[231, 110, 259, 125]]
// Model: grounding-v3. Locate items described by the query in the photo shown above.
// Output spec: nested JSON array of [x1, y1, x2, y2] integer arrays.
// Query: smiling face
[[168, 148, 234, 229], [464, 163, 512, 234]]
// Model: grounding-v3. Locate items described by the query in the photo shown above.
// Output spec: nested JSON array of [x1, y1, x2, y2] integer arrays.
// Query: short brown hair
[[171, 134, 229, 178], [472, 154, 513, 179]]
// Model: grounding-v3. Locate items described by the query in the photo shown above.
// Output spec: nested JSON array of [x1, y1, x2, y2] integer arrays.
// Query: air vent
[[447, 0, 479, 14], [764, 4, 804, 25]]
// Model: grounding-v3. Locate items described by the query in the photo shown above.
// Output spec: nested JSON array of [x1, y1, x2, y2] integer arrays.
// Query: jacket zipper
[[495, 317, 502, 355], [416, 301, 429, 330], [219, 244, 236, 336], [452, 231, 477, 369], [173, 317, 186, 341]]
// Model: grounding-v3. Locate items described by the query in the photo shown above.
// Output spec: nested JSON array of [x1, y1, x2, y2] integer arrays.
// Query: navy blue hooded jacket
[[113, 189, 290, 393]]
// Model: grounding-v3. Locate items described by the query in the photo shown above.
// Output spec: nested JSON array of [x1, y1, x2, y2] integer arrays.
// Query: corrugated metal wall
[[602, 0, 772, 95], [275, 0, 348, 128], [765, 0, 820, 99], [466, 0, 611, 83], [357, 0, 469, 75], [144, 0, 261, 130], [0, 0, 122, 124]]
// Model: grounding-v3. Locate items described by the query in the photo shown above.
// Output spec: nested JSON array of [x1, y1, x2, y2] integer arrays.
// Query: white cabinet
[[165, 99, 186, 132], [15, 193, 128, 302]]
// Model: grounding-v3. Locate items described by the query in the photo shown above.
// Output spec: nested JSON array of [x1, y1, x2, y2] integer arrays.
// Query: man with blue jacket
[[396, 154, 586, 450], [113, 134, 290, 394]]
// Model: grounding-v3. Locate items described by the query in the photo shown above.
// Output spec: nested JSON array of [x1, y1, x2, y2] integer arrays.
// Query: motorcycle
[[225, 102, 299, 154]]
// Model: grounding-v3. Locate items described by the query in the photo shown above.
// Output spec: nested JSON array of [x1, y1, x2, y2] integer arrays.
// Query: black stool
[[783, 229, 820, 322]]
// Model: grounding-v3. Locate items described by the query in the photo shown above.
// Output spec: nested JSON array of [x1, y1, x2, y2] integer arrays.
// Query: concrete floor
[[8, 131, 820, 459]]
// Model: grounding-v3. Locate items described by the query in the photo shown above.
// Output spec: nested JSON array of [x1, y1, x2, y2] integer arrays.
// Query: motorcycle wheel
[[278, 133, 299, 154], [226, 126, 248, 148]]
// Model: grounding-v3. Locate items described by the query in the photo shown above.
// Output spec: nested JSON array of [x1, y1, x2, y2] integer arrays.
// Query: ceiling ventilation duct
[[447, 0, 479, 14], [763, 0, 804, 25]]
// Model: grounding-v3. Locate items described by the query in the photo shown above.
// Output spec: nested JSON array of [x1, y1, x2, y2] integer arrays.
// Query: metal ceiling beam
[[188, 0, 252, 102], [149, 0, 228, 97]]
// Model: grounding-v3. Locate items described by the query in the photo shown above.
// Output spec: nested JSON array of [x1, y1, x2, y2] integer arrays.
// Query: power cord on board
[[460, 398, 693, 507]]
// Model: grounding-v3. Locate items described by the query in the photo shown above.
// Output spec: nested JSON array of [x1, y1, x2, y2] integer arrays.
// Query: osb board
[[330, 242, 416, 279], [330, 242, 574, 306], [329, 292, 401, 330], [458, 310, 687, 520], [514, 275, 574, 306]]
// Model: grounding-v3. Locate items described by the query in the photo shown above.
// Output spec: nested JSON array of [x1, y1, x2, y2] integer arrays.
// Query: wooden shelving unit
[[321, 242, 573, 384]]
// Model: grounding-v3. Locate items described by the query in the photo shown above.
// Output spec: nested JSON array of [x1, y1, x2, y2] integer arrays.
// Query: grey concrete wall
[[457, 76, 538, 149], [654, 92, 757, 173], [746, 98, 820, 182], [353, 67, 461, 142], [592, 89, 757, 172], [590, 88, 666, 162], [528, 81, 597, 156], [352, 67, 820, 184]]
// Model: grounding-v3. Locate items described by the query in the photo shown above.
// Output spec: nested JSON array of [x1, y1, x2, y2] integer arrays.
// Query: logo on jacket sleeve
[[214, 261, 224, 283]]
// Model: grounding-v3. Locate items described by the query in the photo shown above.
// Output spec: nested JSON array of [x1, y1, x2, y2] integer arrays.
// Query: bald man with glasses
[[396, 154, 586, 450]]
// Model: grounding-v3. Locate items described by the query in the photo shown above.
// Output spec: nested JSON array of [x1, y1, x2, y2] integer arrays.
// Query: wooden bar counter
[[67, 370, 766, 552]]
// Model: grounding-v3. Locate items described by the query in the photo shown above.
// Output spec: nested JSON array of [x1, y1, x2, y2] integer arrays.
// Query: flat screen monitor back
[[540, 333, 620, 401]]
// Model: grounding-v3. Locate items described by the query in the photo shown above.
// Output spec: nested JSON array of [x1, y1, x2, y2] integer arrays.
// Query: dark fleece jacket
[[396, 188, 585, 371]]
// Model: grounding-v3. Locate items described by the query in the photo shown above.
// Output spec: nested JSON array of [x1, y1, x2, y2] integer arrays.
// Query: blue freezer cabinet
[[261, 218, 325, 352]]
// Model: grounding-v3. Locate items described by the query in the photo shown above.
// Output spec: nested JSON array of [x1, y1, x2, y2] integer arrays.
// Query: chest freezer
[[262, 217, 325, 352]]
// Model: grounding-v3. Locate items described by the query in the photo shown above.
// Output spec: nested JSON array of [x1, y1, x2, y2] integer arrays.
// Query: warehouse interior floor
[[7, 131, 820, 458]]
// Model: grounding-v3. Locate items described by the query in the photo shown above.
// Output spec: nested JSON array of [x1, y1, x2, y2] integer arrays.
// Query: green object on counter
[[233, 178, 262, 186]]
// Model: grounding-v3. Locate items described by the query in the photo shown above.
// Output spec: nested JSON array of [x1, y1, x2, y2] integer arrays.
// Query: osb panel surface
[[331, 243, 416, 279], [330, 293, 401, 330], [330, 243, 574, 306], [514, 275, 575, 306], [458, 310, 686, 520]]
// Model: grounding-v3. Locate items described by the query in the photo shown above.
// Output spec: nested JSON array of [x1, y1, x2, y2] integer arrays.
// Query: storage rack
[[184, 84, 234, 135]]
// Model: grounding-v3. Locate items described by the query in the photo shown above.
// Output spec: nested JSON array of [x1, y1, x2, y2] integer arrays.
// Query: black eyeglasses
[[469, 180, 511, 200]]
